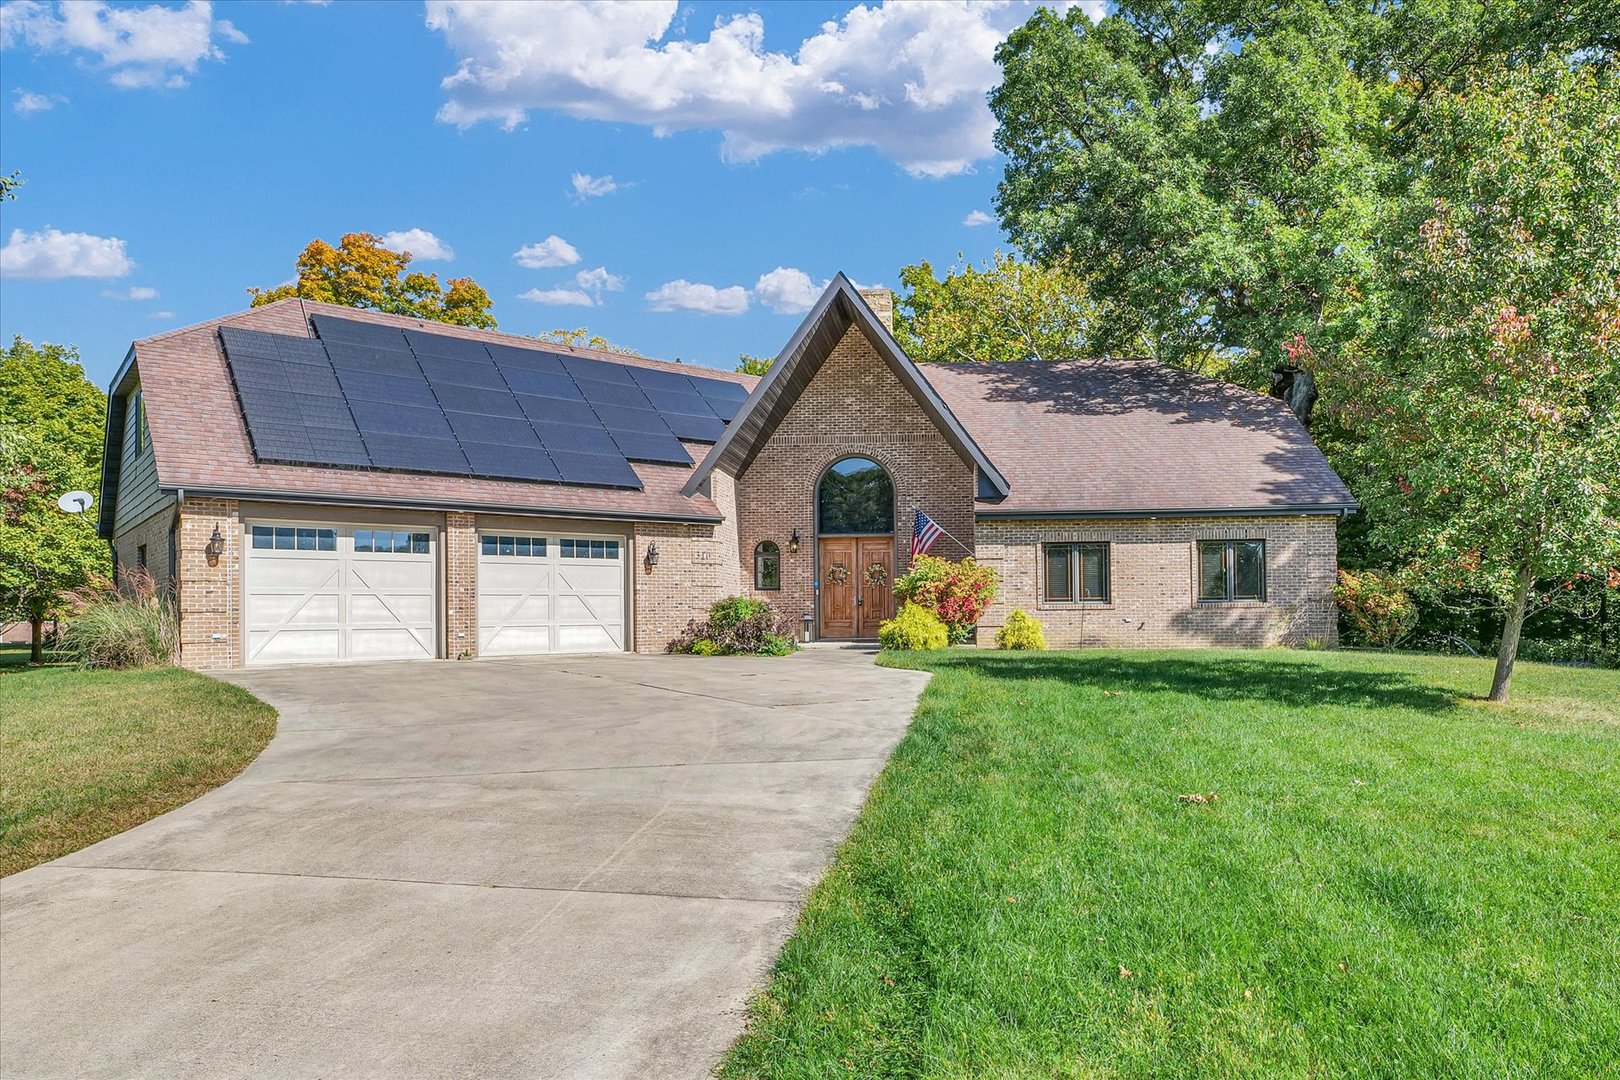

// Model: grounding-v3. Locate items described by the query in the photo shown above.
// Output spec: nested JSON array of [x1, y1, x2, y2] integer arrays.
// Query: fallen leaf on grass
[[1103, 690, 1122, 697], [1119, 966, 1133, 979], [1243, 988, 1253, 1000], [1178, 792, 1219, 804]]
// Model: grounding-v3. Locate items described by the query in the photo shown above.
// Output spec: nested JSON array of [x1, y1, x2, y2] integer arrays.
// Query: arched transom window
[[817, 457, 894, 535]]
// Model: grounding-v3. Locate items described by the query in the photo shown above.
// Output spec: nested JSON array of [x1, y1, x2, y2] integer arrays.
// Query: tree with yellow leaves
[[249, 232, 496, 328]]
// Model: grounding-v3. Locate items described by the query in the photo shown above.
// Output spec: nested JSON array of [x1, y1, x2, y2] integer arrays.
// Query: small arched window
[[754, 541, 781, 590]]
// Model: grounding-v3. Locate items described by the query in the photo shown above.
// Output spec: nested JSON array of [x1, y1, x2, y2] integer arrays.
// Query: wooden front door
[[818, 536, 895, 639]]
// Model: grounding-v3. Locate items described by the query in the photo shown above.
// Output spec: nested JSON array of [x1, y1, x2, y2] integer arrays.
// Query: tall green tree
[[249, 232, 496, 329], [990, 1, 1614, 370], [894, 253, 1101, 364], [0, 338, 110, 662], [736, 353, 773, 376], [1328, 61, 1620, 702]]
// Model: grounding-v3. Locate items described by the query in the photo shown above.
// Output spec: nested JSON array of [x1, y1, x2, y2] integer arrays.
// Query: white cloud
[[0, 0, 247, 90], [1, 227, 133, 279], [519, 266, 625, 307], [518, 287, 595, 307], [102, 285, 159, 300], [425, 1, 1101, 178], [12, 88, 63, 114], [752, 266, 825, 314], [570, 173, 618, 200], [962, 209, 994, 227], [645, 279, 749, 316], [513, 234, 580, 268], [380, 228, 454, 261], [149, 310, 175, 319]]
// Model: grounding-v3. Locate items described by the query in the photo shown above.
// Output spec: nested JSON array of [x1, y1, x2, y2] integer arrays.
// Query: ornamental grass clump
[[58, 567, 178, 669], [995, 609, 1048, 650], [893, 554, 999, 644], [668, 596, 798, 657], [877, 602, 949, 651]]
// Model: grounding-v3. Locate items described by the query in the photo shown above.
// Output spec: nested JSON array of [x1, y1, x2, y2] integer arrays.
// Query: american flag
[[911, 509, 944, 557]]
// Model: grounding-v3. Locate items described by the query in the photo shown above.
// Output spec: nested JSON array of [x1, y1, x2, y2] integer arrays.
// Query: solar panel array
[[218, 315, 751, 490]]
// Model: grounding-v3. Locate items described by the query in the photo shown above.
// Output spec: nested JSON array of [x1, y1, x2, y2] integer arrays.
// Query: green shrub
[[878, 602, 950, 651], [59, 569, 177, 669], [668, 596, 798, 656], [995, 609, 1048, 650], [1333, 569, 1419, 648], [894, 554, 999, 644]]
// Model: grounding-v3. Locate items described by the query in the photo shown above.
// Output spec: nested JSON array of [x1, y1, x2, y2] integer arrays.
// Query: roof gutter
[[975, 502, 1360, 521], [159, 485, 726, 525]]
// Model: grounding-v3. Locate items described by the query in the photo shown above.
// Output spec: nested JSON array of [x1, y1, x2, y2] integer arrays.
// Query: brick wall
[[112, 504, 175, 588], [630, 515, 740, 652], [176, 497, 241, 669], [731, 323, 975, 633], [976, 514, 1340, 648], [445, 511, 477, 659]]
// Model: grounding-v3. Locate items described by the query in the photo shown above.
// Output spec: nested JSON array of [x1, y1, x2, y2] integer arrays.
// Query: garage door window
[[355, 529, 430, 554], [560, 538, 620, 560], [251, 525, 336, 551], [482, 535, 548, 557]]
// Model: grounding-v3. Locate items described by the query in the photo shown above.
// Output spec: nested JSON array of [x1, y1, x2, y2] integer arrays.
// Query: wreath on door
[[864, 562, 888, 589], [826, 562, 850, 585]]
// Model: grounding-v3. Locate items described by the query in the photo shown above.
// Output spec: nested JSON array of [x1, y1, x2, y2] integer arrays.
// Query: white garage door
[[478, 533, 626, 656], [244, 524, 437, 665]]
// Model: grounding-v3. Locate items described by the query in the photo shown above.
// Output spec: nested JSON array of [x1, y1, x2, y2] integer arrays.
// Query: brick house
[[97, 275, 1355, 670]]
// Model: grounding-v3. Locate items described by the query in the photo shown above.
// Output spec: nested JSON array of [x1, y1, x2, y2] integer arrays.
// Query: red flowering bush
[[893, 555, 999, 645]]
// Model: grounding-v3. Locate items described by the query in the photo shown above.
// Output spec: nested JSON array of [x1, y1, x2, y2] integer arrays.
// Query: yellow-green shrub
[[878, 602, 949, 651], [996, 609, 1048, 650]]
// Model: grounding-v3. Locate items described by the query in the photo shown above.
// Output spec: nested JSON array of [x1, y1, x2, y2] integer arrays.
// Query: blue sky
[[0, 1, 1097, 387]]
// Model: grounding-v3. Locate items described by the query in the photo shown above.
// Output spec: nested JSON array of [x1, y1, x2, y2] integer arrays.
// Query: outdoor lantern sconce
[[644, 542, 660, 572], [789, 529, 801, 555], [204, 525, 225, 567]]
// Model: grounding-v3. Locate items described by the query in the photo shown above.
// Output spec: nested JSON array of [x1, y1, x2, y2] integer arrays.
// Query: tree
[[736, 353, 773, 376], [0, 338, 110, 662], [893, 253, 1101, 364], [533, 328, 642, 357], [248, 233, 496, 328], [990, 2, 1614, 370], [1326, 61, 1620, 702], [1, 171, 20, 201]]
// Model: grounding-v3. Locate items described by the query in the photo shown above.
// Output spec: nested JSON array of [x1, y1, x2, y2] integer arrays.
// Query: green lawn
[[722, 649, 1620, 1079], [0, 644, 276, 876]]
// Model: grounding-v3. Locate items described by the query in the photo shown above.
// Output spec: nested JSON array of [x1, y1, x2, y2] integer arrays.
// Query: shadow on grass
[[920, 652, 1458, 714]]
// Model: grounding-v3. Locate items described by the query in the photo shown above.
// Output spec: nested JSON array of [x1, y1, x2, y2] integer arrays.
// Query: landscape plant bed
[[721, 648, 1620, 1079], [0, 646, 277, 876]]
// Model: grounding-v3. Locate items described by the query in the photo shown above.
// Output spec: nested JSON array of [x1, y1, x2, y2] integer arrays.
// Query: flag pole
[[913, 509, 973, 558]]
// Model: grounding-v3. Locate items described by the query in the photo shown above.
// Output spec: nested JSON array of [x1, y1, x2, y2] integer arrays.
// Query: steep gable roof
[[682, 274, 1008, 497]]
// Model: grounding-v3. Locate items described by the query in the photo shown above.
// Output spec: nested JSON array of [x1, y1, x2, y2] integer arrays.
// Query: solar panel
[[486, 344, 566, 373], [501, 368, 586, 400], [361, 433, 471, 474], [689, 373, 750, 400], [429, 382, 525, 418], [323, 340, 422, 377], [561, 356, 635, 384], [334, 369, 439, 408], [546, 449, 642, 488], [609, 429, 692, 465], [574, 377, 654, 409], [348, 399, 456, 440], [591, 404, 670, 435], [459, 441, 561, 483], [417, 357, 509, 390], [625, 366, 695, 392], [640, 387, 716, 417], [513, 395, 599, 428], [404, 329, 495, 363], [443, 411, 540, 446], [311, 314, 409, 348], [662, 412, 728, 442], [701, 395, 743, 422], [533, 420, 622, 457]]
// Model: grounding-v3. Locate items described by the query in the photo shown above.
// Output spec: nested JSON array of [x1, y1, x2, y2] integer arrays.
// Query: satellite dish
[[57, 491, 94, 514]]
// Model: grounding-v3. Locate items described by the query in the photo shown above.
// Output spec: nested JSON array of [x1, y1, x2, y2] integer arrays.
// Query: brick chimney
[[858, 287, 894, 333]]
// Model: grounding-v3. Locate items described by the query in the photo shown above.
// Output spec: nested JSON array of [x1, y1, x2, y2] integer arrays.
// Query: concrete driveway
[[0, 648, 928, 1080]]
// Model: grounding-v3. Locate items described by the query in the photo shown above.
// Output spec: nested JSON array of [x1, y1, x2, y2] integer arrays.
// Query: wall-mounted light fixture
[[204, 525, 225, 567], [644, 542, 660, 572], [789, 529, 800, 555]]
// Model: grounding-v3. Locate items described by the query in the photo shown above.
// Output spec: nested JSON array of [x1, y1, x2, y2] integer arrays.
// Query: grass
[[720, 649, 1620, 1079], [0, 644, 276, 877]]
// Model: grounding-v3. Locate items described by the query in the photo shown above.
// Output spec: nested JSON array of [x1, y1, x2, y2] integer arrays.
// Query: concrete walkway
[[0, 648, 928, 1080]]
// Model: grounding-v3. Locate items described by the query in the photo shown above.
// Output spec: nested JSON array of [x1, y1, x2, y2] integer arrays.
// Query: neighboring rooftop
[[919, 358, 1356, 516]]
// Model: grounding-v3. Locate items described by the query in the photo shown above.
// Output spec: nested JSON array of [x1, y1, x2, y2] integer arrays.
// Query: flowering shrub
[[995, 609, 1048, 650], [893, 554, 999, 644], [1332, 569, 1418, 648], [667, 596, 798, 657], [878, 603, 949, 651]]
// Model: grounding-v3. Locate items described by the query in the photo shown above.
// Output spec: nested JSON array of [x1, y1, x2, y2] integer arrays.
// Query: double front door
[[819, 536, 894, 639]]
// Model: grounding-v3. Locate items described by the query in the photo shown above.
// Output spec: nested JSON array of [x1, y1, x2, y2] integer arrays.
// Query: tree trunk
[[29, 617, 44, 665], [1488, 561, 1535, 703]]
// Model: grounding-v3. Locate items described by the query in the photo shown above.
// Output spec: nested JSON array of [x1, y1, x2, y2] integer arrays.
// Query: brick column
[[445, 511, 478, 659], [176, 497, 240, 670]]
